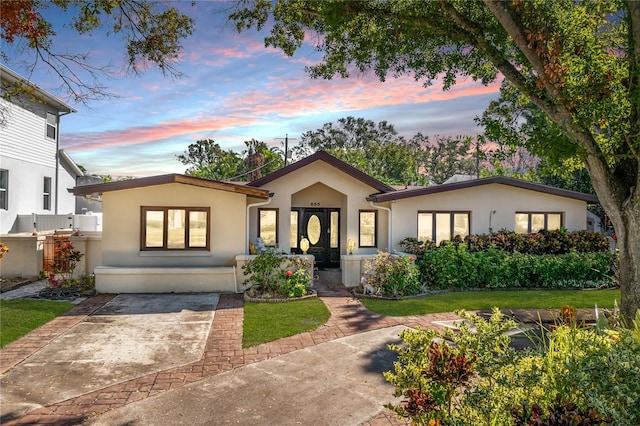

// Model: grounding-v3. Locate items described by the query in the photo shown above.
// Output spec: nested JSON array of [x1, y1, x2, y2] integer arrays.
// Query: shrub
[[385, 309, 640, 425], [465, 229, 609, 255], [361, 251, 423, 297], [417, 242, 615, 290], [242, 249, 312, 298]]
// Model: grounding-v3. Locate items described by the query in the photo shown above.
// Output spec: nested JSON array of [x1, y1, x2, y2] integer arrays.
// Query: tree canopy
[[230, 0, 640, 318], [1, 0, 194, 103], [177, 138, 283, 182], [295, 116, 481, 185]]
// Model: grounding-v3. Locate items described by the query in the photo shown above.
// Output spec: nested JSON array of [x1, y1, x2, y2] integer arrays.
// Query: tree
[[1, 0, 194, 103], [230, 1, 640, 318], [420, 135, 478, 184], [295, 116, 422, 185], [177, 139, 244, 181], [177, 138, 283, 182]]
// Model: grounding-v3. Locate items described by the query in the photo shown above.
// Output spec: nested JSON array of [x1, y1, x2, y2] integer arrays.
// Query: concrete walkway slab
[[0, 293, 218, 419], [87, 326, 407, 426]]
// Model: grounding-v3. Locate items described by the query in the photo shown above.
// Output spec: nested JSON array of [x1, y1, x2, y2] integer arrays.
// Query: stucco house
[[0, 64, 81, 234], [73, 150, 599, 293]]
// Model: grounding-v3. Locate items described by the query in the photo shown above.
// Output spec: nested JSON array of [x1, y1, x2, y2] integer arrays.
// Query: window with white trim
[[515, 212, 563, 234], [46, 112, 57, 139], [43, 177, 51, 210], [0, 169, 7, 210], [141, 207, 210, 250], [418, 211, 470, 244]]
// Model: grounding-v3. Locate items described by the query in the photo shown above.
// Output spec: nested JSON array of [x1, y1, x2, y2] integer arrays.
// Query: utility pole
[[275, 134, 297, 166]]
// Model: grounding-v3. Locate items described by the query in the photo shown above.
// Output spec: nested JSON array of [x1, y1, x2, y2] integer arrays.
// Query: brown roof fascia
[[247, 150, 396, 193], [73, 174, 270, 199], [368, 176, 599, 203]]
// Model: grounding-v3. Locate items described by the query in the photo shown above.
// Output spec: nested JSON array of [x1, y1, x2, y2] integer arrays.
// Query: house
[[73, 150, 599, 293], [0, 64, 79, 234]]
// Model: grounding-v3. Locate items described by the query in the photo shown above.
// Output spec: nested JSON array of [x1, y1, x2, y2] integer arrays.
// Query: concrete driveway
[[1, 293, 219, 419], [85, 325, 406, 426]]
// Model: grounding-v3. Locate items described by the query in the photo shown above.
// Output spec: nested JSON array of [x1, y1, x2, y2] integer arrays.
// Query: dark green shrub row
[[467, 229, 610, 254], [400, 229, 609, 257], [417, 243, 616, 290]]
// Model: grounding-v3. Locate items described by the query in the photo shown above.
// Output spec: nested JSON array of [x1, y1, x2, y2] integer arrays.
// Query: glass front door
[[292, 208, 340, 268]]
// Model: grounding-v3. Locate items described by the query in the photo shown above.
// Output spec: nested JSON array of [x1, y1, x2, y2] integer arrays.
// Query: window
[[515, 212, 563, 234], [43, 177, 51, 210], [359, 210, 377, 247], [141, 207, 209, 250], [330, 210, 339, 248], [46, 112, 57, 139], [290, 211, 298, 248], [0, 169, 7, 210], [258, 208, 278, 246], [418, 211, 470, 244]]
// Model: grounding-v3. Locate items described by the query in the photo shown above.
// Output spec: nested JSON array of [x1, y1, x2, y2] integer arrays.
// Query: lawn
[[359, 288, 621, 316], [243, 298, 330, 348], [0, 299, 75, 348]]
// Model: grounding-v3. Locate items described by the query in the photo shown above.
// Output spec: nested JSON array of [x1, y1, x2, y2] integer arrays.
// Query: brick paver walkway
[[0, 279, 456, 425]]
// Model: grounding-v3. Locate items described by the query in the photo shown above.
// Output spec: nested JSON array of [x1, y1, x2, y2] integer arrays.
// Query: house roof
[[246, 150, 396, 193], [0, 64, 76, 113], [367, 176, 599, 203], [59, 149, 84, 177], [73, 174, 271, 199]]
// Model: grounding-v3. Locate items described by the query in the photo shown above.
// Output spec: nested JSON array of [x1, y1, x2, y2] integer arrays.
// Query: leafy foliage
[[294, 116, 482, 185], [385, 309, 640, 425], [416, 242, 615, 290], [176, 138, 283, 181], [242, 249, 312, 298], [360, 251, 423, 297], [1, 0, 194, 103]]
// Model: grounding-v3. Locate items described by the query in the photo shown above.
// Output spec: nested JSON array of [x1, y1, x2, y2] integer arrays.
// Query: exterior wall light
[[347, 238, 356, 255], [300, 237, 310, 254]]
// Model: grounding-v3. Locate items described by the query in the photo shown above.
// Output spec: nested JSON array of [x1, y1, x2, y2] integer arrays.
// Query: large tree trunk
[[612, 202, 640, 320]]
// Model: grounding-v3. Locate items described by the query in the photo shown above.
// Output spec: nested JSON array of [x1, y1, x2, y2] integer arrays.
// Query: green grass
[[359, 289, 621, 316], [243, 298, 330, 348], [0, 299, 75, 348]]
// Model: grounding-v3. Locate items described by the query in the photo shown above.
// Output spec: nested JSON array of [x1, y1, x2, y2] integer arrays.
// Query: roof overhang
[[1, 64, 76, 113], [247, 150, 396, 193], [73, 174, 271, 200], [368, 176, 599, 203]]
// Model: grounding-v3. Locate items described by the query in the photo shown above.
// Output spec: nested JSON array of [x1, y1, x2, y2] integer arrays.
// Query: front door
[[294, 208, 340, 268]]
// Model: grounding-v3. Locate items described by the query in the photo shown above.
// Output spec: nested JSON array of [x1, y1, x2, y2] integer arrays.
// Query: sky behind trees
[[4, 2, 501, 177]]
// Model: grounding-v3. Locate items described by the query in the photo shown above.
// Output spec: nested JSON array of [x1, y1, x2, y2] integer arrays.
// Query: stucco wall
[[390, 183, 588, 251], [250, 161, 389, 255], [101, 183, 247, 267]]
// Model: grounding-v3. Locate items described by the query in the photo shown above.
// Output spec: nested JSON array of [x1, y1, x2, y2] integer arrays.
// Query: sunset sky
[[4, 2, 502, 177]]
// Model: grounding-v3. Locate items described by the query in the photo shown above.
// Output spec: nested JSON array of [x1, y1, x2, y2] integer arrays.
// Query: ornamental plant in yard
[[385, 309, 640, 425], [47, 240, 83, 288], [0, 242, 8, 259], [361, 251, 423, 297], [243, 249, 312, 298]]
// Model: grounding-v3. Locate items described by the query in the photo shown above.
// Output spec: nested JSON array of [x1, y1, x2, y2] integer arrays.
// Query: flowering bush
[[243, 249, 312, 298], [0, 242, 8, 259], [361, 251, 423, 297]]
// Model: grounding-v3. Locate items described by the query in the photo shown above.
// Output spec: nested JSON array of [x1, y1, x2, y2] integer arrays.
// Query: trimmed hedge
[[416, 242, 616, 290], [400, 229, 610, 257]]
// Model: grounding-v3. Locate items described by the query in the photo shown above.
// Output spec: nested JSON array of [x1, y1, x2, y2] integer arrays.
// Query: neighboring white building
[[0, 64, 79, 234]]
